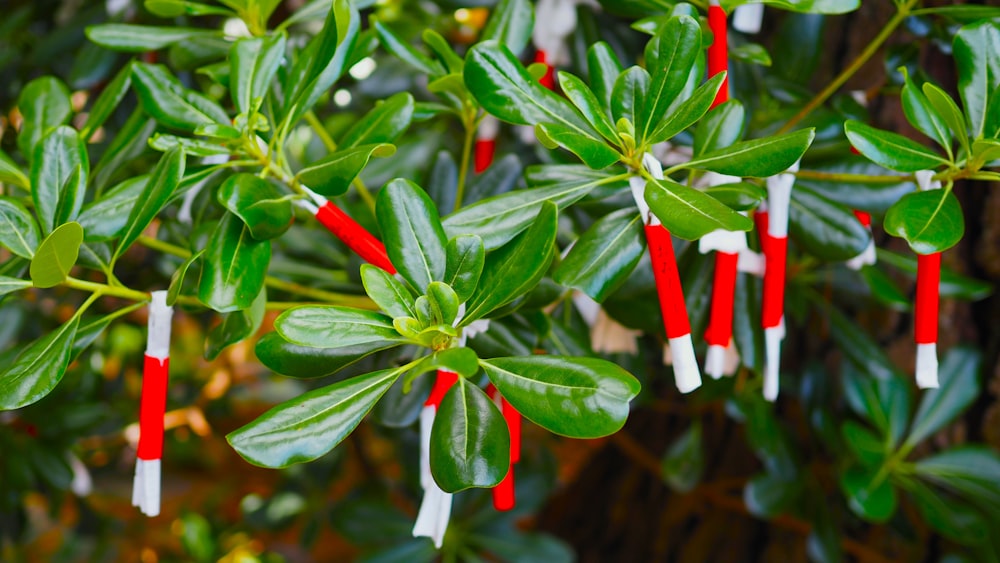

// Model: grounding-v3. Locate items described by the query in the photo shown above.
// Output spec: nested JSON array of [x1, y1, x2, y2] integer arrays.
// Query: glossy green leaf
[[900, 68, 952, 154], [17, 76, 72, 159], [114, 148, 186, 260], [660, 422, 703, 493], [953, 21, 1000, 139], [587, 42, 623, 111], [788, 186, 870, 261], [372, 18, 443, 76], [132, 63, 229, 131], [30, 222, 83, 288], [682, 129, 815, 177], [704, 182, 766, 211], [905, 348, 981, 449], [166, 248, 202, 307], [731, 43, 772, 66], [0, 276, 31, 296], [648, 72, 727, 144], [923, 83, 969, 158], [0, 316, 79, 410], [884, 188, 964, 254], [639, 15, 701, 143], [0, 198, 41, 259], [744, 473, 799, 517], [464, 41, 593, 135], [205, 288, 266, 361], [481, 355, 640, 438], [907, 481, 989, 545], [86, 24, 215, 52], [840, 465, 897, 522], [915, 446, 1000, 507], [844, 121, 948, 172], [81, 63, 132, 142], [360, 264, 416, 319], [842, 367, 912, 449], [231, 32, 287, 115], [535, 122, 620, 169], [145, 0, 235, 16], [430, 378, 509, 492], [610, 66, 649, 128], [408, 348, 480, 386], [217, 173, 293, 241], [557, 71, 619, 144], [694, 100, 744, 157], [340, 92, 414, 148], [481, 0, 533, 55], [825, 301, 904, 381], [722, 0, 858, 14], [0, 151, 28, 189], [227, 367, 401, 467], [841, 421, 886, 467], [426, 282, 459, 326], [297, 144, 396, 196], [255, 332, 400, 379], [645, 176, 753, 240], [276, 306, 401, 349], [463, 202, 556, 322], [30, 126, 88, 234], [422, 29, 465, 75], [375, 179, 446, 292], [198, 213, 271, 313], [554, 209, 645, 302], [444, 235, 485, 303]]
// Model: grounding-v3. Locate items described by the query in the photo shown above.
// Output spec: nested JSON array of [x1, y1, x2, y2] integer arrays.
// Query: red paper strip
[[502, 397, 521, 464], [707, 4, 730, 108], [426, 370, 459, 408], [534, 50, 556, 90], [137, 356, 170, 461], [704, 251, 739, 347], [644, 224, 692, 339], [314, 202, 396, 273], [762, 236, 787, 329], [493, 467, 516, 511], [915, 252, 941, 344], [853, 210, 872, 227], [474, 138, 496, 173]]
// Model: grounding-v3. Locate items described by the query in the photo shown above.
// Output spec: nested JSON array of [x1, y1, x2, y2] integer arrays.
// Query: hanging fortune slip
[[295, 186, 396, 273], [846, 210, 877, 270], [132, 290, 174, 517], [913, 170, 942, 389]]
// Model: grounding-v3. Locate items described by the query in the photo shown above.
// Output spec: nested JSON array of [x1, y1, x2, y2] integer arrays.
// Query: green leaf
[[840, 465, 897, 522], [727, 0, 858, 14], [145, 0, 235, 17], [430, 378, 510, 492], [197, 213, 271, 313], [587, 42, 623, 111], [30, 126, 88, 234], [375, 179, 447, 292], [639, 15, 701, 143], [444, 235, 485, 304], [844, 121, 949, 172], [610, 66, 649, 128], [0, 316, 80, 410], [0, 276, 31, 296], [372, 18, 443, 76], [114, 148, 186, 260], [275, 306, 402, 349], [339, 92, 415, 149], [535, 122, 621, 169], [648, 72, 727, 144], [557, 71, 619, 144], [645, 176, 753, 240], [682, 129, 815, 177], [907, 481, 990, 545], [81, 63, 132, 142], [884, 188, 964, 254], [17, 76, 72, 159], [900, 68, 952, 154], [407, 348, 480, 385], [788, 186, 871, 261], [923, 83, 970, 158], [463, 203, 557, 322], [841, 421, 887, 467], [481, 0, 533, 55], [0, 198, 41, 259], [205, 288, 266, 361], [231, 32, 287, 115], [464, 41, 594, 135], [217, 173, 293, 241], [132, 63, 229, 131], [953, 21, 1000, 139], [744, 473, 799, 517], [660, 422, 703, 493], [297, 144, 396, 197], [426, 282, 459, 326], [30, 222, 83, 288], [481, 355, 640, 438], [825, 301, 904, 381], [86, 24, 215, 52], [166, 248, 202, 306], [731, 43, 772, 66], [915, 446, 1000, 494], [704, 182, 766, 211], [554, 209, 645, 302], [842, 368, 912, 448], [227, 367, 401, 467], [905, 347, 981, 449], [694, 100, 744, 157], [0, 151, 28, 189], [255, 332, 400, 379], [360, 264, 416, 318]]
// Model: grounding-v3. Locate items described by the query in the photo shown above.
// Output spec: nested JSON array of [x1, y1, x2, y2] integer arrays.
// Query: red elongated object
[[493, 468, 516, 511], [645, 224, 693, 339], [762, 236, 787, 330], [704, 251, 739, 347], [486, 384, 521, 511], [314, 201, 396, 274], [707, 3, 730, 109], [427, 370, 459, 408], [137, 356, 170, 462], [853, 210, 872, 227], [915, 252, 941, 345], [474, 138, 496, 173], [534, 50, 556, 90]]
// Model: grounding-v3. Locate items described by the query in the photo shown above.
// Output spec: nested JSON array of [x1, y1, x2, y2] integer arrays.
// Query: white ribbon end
[[68, 453, 93, 497], [699, 230, 748, 254], [846, 240, 877, 270], [571, 292, 601, 327], [418, 406, 434, 490], [915, 170, 942, 192], [732, 4, 764, 34], [737, 249, 766, 277], [591, 309, 640, 354], [477, 115, 500, 140], [705, 345, 728, 380], [668, 334, 702, 393], [764, 327, 782, 402], [146, 291, 173, 360], [412, 485, 453, 549], [132, 458, 161, 517], [916, 343, 939, 389]]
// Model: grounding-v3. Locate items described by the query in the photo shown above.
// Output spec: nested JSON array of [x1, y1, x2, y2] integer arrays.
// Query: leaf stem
[[454, 114, 478, 212], [776, 0, 919, 134], [305, 111, 338, 153], [63, 277, 150, 302], [793, 170, 913, 184]]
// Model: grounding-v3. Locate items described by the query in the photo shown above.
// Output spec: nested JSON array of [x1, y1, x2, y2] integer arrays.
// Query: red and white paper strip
[[914, 170, 942, 389], [731, 3, 764, 34], [532, 0, 578, 89], [761, 161, 798, 401], [132, 290, 173, 517], [486, 383, 521, 511], [295, 187, 397, 273], [707, 1, 730, 107], [414, 369, 459, 547], [845, 210, 877, 270], [474, 115, 501, 174], [631, 153, 701, 393]]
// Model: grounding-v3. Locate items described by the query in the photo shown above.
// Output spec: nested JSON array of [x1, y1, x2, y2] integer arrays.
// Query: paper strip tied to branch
[[914, 170, 943, 389], [295, 186, 396, 273], [132, 290, 173, 517]]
